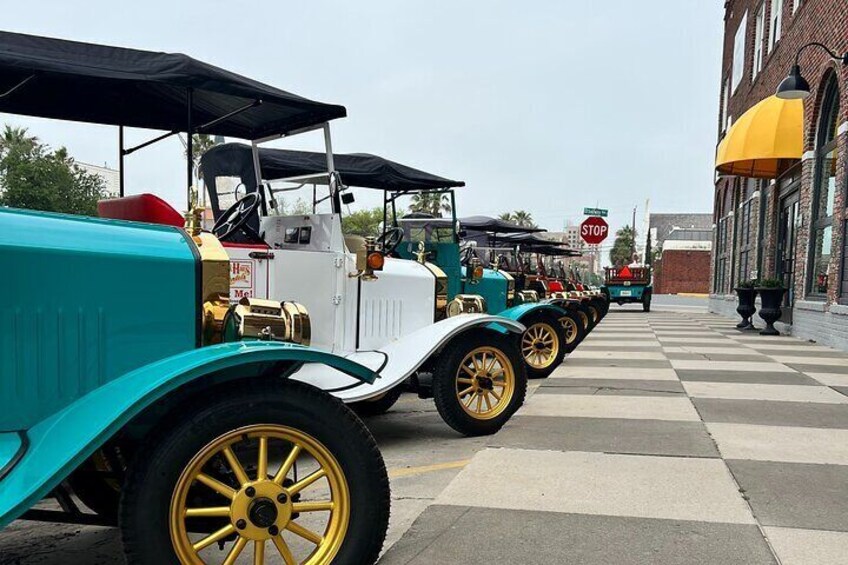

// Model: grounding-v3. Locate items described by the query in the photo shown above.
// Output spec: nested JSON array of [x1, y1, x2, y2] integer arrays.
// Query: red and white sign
[[230, 260, 255, 300], [580, 216, 609, 245]]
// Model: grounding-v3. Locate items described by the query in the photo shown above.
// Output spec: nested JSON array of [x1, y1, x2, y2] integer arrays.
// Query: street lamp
[[776, 42, 848, 100]]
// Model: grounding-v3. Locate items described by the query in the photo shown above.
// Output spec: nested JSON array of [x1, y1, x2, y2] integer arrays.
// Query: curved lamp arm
[[795, 42, 848, 66]]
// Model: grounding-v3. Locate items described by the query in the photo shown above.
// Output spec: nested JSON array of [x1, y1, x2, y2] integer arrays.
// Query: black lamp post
[[776, 43, 848, 100]]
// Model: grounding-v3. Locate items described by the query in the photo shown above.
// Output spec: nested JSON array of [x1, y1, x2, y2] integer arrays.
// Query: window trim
[[731, 12, 748, 93], [806, 77, 840, 298], [753, 3, 765, 80], [768, 0, 783, 54]]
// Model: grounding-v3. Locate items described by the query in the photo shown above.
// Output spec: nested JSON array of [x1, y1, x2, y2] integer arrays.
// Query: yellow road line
[[388, 459, 472, 479]]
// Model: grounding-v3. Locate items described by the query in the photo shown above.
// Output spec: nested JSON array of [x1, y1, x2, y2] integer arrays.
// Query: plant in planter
[[755, 278, 785, 336], [734, 279, 758, 330]]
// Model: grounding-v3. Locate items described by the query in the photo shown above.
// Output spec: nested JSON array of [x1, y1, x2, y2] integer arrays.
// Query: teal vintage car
[[0, 31, 389, 564], [604, 265, 653, 312]]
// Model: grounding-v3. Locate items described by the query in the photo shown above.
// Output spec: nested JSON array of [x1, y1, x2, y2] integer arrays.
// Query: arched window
[[808, 77, 840, 295]]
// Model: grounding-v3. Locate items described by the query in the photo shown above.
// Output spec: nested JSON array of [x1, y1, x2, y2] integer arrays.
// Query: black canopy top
[[460, 215, 545, 234], [0, 31, 346, 139], [200, 142, 465, 192]]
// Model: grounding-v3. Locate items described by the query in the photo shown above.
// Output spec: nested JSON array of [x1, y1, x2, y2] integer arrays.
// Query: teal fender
[[0, 341, 377, 529], [498, 302, 569, 323]]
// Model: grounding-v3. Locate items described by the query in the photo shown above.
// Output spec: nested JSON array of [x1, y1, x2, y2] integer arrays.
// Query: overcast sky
[[3, 0, 724, 241]]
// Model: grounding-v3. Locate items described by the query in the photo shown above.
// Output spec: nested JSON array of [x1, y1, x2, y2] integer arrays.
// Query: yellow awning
[[715, 95, 804, 178]]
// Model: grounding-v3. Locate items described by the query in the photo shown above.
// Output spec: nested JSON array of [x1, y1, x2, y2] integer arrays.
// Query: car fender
[[0, 341, 377, 529], [291, 314, 525, 403], [499, 302, 569, 323]]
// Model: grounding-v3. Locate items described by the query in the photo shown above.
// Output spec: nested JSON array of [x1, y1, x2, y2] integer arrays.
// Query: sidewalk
[[380, 310, 848, 565]]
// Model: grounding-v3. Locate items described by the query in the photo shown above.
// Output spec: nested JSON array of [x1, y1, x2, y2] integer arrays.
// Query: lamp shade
[[776, 65, 812, 100]]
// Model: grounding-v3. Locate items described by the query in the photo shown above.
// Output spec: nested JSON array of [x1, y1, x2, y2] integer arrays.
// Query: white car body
[[224, 212, 523, 401]]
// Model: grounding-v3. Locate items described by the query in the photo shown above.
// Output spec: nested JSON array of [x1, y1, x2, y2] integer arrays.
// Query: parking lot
[[4, 299, 848, 564]]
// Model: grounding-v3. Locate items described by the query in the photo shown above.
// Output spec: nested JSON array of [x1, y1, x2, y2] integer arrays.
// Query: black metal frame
[[116, 90, 262, 202]]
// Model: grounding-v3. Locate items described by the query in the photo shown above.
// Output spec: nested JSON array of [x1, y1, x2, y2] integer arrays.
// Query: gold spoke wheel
[[559, 316, 578, 345], [170, 425, 350, 565], [520, 322, 560, 370], [455, 346, 515, 420]]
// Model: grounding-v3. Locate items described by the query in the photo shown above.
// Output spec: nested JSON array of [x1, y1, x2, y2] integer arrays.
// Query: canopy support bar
[[0, 74, 34, 100], [123, 130, 178, 156], [186, 88, 193, 207], [118, 126, 125, 197], [197, 99, 262, 133]]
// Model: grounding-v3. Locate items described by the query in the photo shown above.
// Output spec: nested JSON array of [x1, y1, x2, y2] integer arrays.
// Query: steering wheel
[[213, 193, 262, 242], [377, 226, 405, 255], [460, 245, 476, 266]]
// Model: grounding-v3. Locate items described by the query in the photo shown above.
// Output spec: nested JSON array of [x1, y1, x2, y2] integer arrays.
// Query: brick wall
[[654, 250, 711, 294], [713, 0, 848, 307]]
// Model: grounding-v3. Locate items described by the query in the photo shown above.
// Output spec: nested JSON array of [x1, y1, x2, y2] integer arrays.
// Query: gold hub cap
[[456, 347, 515, 420], [559, 316, 578, 345], [521, 322, 560, 370], [170, 425, 350, 564]]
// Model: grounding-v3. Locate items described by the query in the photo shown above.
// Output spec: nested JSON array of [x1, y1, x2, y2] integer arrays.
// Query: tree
[[0, 126, 107, 216], [342, 208, 383, 238], [409, 192, 451, 217], [499, 210, 536, 228], [511, 210, 536, 228], [609, 225, 636, 267]]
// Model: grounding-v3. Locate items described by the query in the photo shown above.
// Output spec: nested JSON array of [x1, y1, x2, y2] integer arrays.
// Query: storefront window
[[808, 77, 839, 297]]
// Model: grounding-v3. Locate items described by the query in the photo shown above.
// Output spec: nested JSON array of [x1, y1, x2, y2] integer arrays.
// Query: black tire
[[350, 386, 404, 416], [559, 310, 586, 353], [519, 311, 567, 379], [577, 303, 595, 332], [67, 451, 123, 521], [432, 330, 527, 436], [120, 379, 390, 565], [643, 292, 652, 312]]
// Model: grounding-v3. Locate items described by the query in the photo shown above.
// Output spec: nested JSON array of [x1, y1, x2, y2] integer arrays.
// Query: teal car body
[[0, 207, 378, 528], [606, 284, 651, 302], [398, 228, 568, 322]]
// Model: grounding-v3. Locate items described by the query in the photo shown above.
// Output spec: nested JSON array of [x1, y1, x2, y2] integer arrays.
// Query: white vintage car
[[107, 135, 528, 436]]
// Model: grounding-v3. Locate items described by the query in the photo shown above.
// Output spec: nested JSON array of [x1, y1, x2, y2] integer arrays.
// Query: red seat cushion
[[98, 194, 184, 227], [548, 280, 564, 292]]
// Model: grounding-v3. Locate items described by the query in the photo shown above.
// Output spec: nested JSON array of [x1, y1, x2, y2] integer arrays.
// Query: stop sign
[[580, 216, 609, 245]]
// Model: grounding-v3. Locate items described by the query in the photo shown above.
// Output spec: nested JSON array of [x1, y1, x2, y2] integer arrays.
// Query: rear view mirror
[[341, 192, 355, 205]]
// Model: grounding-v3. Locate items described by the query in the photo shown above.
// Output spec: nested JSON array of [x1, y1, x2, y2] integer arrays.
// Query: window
[[808, 77, 840, 296], [768, 0, 783, 53], [737, 179, 757, 282], [732, 12, 748, 92], [714, 183, 735, 293], [792, 0, 801, 13], [753, 4, 765, 79], [721, 78, 730, 132]]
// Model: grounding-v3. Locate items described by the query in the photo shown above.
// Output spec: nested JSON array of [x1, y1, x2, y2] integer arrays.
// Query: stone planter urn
[[734, 287, 757, 329], [756, 286, 785, 336]]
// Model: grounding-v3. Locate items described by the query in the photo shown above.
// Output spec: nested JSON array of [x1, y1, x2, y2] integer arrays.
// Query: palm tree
[[498, 212, 514, 222], [511, 210, 536, 228], [409, 192, 452, 217]]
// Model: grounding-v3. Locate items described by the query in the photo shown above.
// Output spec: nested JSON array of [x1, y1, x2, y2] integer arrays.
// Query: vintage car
[[604, 265, 653, 312], [175, 144, 529, 433], [459, 217, 607, 332], [0, 31, 390, 564]]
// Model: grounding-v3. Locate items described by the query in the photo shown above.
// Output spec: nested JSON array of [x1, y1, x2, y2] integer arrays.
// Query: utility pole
[[631, 206, 637, 262]]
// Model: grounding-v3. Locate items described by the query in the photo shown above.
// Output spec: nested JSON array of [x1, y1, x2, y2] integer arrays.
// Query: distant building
[[77, 161, 120, 197], [649, 214, 713, 295]]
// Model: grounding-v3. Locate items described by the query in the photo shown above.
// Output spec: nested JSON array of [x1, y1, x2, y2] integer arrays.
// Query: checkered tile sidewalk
[[380, 311, 848, 565]]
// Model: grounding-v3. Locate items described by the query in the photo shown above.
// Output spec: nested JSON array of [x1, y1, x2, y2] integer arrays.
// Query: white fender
[[290, 314, 524, 402]]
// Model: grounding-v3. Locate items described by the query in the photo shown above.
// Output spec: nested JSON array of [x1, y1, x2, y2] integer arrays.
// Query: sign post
[[580, 216, 609, 245]]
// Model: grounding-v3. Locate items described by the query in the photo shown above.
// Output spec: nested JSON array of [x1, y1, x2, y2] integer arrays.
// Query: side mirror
[[341, 192, 355, 205], [458, 229, 468, 238]]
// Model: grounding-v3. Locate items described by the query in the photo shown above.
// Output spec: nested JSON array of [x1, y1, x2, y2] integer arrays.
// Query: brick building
[[710, 0, 848, 349], [653, 227, 713, 294]]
